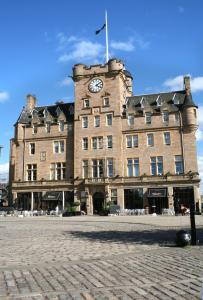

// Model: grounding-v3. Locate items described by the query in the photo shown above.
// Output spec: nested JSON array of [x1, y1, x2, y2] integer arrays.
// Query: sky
[[0, 0, 203, 191]]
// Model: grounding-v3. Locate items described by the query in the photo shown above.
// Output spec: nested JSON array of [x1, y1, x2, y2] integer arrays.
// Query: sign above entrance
[[148, 188, 167, 198]]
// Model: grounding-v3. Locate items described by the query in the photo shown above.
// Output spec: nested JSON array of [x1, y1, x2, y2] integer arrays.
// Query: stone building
[[9, 58, 201, 214]]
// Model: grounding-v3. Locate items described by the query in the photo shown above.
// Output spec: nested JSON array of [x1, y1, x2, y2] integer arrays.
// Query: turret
[[182, 76, 198, 132], [108, 58, 124, 72], [72, 63, 87, 78]]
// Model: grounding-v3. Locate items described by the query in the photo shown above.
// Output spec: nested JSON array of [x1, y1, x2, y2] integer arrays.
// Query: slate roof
[[126, 90, 197, 111], [17, 102, 74, 124]]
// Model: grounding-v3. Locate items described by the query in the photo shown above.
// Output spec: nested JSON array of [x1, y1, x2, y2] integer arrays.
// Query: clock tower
[[72, 58, 133, 214]]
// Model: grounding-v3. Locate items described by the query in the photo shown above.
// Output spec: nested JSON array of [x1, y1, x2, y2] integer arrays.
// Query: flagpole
[[105, 10, 109, 63]]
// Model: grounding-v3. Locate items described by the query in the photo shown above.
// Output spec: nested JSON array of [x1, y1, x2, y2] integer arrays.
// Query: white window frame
[[106, 114, 113, 126], [145, 113, 151, 124], [53, 140, 65, 154], [92, 137, 103, 149], [50, 162, 66, 180], [82, 117, 88, 128], [175, 155, 183, 174], [107, 158, 113, 177], [126, 135, 138, 148], [92, 159, 104, 178], [58, 120, 65, 132], [150, 156, 163, 176], [127, 158, 139, 177], [164, 132, 171, 145], [147, 134, 154, 147], [45, 121, 51, 133], [107, 136, 113, 148], [29, 143, 35, 155], [82, 160, 88, 178], [84, 99, 90, 108], [82, 137, 88, 150], [103, 97, 109, 106], [27, 164, 37, 181], [128, 114, 134, 126], [163, 111, 169, 123], [94, 116, 100, 127]]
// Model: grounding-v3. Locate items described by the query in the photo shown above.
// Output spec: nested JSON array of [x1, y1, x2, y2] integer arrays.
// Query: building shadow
[[65, 227, 203, 247]]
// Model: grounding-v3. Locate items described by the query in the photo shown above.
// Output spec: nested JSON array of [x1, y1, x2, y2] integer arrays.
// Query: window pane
[[107, 159, 113, 177], [133, 135, 138, 147], [107, 136, 112, 148], [128, 115, 134, 126], [94, 116, 100, 127], [127, 136, 132, 148], [127, 159, 133, 176], [145, 113, 151, 124], [164, 132, 171, 145], [147, 134, 154, 146], [106, 114, 112, 126], [134, 159, 139, 176]]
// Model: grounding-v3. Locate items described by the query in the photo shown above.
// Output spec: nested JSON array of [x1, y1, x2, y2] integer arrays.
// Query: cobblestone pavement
[[0, 215, 203, 300]]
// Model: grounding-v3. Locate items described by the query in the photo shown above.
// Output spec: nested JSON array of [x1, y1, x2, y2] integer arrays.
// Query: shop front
[[147, 188, 168, 214]]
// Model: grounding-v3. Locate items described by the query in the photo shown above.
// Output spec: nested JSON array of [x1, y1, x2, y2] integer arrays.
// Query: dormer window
[[56, 107, 62, 117], [43, 108, 48, 118], [58, 120, 64, 132], [84, 99, 90, 108], [172, 93, 179, 105], [140, 97, 146, 108], [103, 97, 109, 106], [156, 95, 163, 107]]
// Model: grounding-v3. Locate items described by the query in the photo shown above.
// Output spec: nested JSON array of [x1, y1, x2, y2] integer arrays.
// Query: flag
[[95, 24, 106, 35]]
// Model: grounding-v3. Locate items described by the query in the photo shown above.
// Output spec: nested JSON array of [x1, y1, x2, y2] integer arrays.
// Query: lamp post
[[190, 197, 197, 245]]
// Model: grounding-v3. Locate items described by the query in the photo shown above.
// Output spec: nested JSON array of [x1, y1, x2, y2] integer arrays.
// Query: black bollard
[[189, 198, 197, 245]]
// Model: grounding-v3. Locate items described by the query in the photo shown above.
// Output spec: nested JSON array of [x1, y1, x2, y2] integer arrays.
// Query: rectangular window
[[29, 143, 35, 155], [53, 141, 64, 153], [107, 135, 113, 148], [59, 120, 64, 132], [32, 124, 37, 134], [175, 112, 180, 122], [107, 158, 113, 177], [27, 164, 37, 181], [92, 159, 104, 178], [147, 134, 154, 146], [84, 99, 90, 108], [92, 137, 103, 149], [83, 160, 88, 178], [45, 122, 51, 133], [175, 155, 183, 174], [106, 114, 112, 126], [164, 132, 171, 145], [94, 116, 100, 127], [145, 113, 151, 124], [82, 117, 88, 128], [103, 97, 109, 106], [163, 111, 169, 123], [127, 159, 139, 177], [111, 189, 117, 204], [150, 156, 163, 175], [126, 135, 138, 148], [50, 162, 66, 180], [128, 115, 134, 126], [82, 137, 88, 150]]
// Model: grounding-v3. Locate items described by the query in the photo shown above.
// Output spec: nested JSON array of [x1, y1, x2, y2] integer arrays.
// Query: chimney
[[26, 94, 37, 110], [184, 76, 191, 95]]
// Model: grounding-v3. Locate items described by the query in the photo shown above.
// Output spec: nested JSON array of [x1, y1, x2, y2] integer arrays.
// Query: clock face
[[89, 78, 103, 93]]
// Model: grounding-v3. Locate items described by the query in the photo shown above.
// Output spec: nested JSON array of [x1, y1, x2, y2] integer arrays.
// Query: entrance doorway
[[148, 197, 168, 214], [93, 192, 104, 214]]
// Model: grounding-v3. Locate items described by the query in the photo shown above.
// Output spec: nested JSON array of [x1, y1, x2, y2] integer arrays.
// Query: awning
[[148, 188, 167, 198], [42, 191, 62, 201]]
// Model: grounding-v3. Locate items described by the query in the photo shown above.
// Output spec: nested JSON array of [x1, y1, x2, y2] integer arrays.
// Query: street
[[0, 215, 203, 300]]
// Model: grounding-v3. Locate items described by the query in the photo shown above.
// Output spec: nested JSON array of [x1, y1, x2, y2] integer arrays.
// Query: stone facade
[[9, 58, 201, 214]]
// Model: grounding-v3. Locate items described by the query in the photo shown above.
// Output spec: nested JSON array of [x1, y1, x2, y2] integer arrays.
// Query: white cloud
[[163, 75, 203, 93], [58, 40, 104, 63], [110, 39, 135, 52], [197, 106, 203, 125], [0, 163, 9, 182], [0, 91, 9, 103], [59, 78, 72, 87], [196, 129, 203, 141]]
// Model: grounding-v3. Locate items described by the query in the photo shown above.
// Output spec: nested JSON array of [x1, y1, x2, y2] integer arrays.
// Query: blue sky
[[0, 0, 203, 191]]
